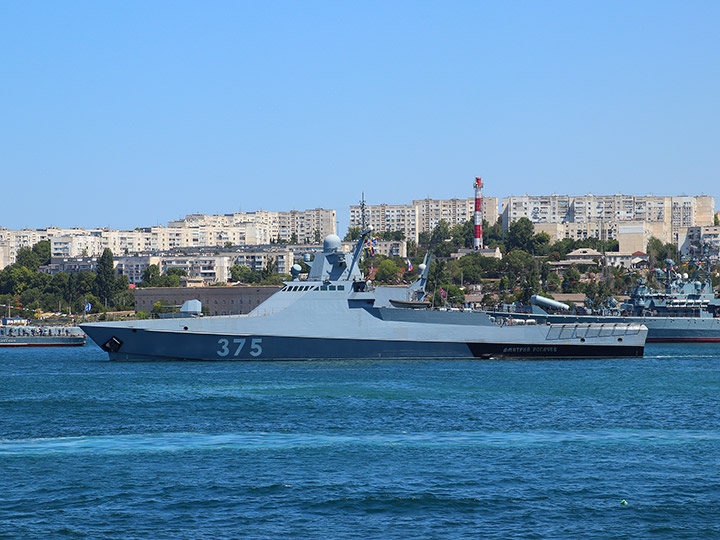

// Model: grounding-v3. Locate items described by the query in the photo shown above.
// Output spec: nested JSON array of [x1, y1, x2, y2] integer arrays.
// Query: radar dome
[[418, 264, 426, 273], [323, 234, 342, 252]]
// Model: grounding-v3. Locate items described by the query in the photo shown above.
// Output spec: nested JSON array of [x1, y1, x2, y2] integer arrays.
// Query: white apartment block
[[349, 204, 420, 242], [114, 255, 163, 284], [229, 247, 294, 275], [678, 226, 720, 260], [0, 240, 11, 269], [0, 207, 336, 269], [168, 208, 336, 245], [51, 235, 103, 258], [349, 197, 499, 243], [503, 194, 715, 244], [413, 198, 499, 234], [160, 256, 232, 283]]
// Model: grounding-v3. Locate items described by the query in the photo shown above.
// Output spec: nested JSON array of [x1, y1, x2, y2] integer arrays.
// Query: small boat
[[0, 321, 86, 347]]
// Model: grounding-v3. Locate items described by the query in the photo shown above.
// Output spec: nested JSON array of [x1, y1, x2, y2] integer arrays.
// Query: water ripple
[[1, 429, 718, 456]]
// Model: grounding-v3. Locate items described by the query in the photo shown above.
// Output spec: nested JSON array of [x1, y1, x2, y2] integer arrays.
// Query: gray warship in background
[[483, 259, 720, 342], [82, 231, 647, 360]]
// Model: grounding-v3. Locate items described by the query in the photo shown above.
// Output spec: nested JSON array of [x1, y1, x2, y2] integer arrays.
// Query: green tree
[[166, 267, 187, 278], [562, 266, 581, 293], [262, 257, 277, 280], [32, 241, 51, 266], [14, 248, 40, 270], [230, 265, 262, 284], [141, 265, 160, 285], [483, 218, 504, 249], [94, 248, 115, 304], [531, 232, 551, 256], [647, 237, 677, 267], [344, 227, 361, 241], [375, 259, 400, 282], [449, 219, 474, 249], [430, 220, 451, 247], [507, 218, 534, 252]]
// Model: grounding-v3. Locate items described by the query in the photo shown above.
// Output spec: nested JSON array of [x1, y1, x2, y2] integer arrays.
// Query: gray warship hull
[[82, 232, 646, 361], [83, 315, 645, 361]]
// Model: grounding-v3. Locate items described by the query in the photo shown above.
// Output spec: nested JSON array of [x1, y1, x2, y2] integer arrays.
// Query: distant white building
[[502, 193, 715, 244], [678, 226, 720, 260], [349, 196, 499, 243]]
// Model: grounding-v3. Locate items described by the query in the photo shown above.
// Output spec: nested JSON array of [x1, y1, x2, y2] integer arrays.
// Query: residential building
[[114, 255, 163, 284], [340, 240, 407, 259], [39, 257, 99, 276], [349, 196, 499, 242], [0, 240, 10, 269], [605, 252, 649, 270], [0, 207, 337, 269], [678, 226, 720, 260], [159, 256, 232, 283], [503, 194, 715, 244], [349, 204, 420, 242]]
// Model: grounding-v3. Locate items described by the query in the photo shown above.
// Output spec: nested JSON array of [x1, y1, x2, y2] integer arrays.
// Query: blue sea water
[[2, 344, 720, 539]]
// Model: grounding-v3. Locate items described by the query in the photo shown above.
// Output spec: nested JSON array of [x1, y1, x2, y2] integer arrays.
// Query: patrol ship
[[484, 260, 720, 342], [82, 232, 647, 360]]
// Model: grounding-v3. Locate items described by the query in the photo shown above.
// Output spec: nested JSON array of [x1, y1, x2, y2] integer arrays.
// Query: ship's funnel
[[530, 295, 569, 311]]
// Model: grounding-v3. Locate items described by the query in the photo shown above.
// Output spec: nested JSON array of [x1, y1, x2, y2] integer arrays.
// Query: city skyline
[[2, 2, 718, 232]]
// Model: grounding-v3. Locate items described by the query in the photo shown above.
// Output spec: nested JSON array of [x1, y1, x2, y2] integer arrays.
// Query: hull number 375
[[217, 338, 263, 357]]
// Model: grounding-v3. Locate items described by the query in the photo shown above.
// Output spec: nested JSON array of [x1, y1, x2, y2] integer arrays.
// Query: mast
[[359, 192, 367, 231]]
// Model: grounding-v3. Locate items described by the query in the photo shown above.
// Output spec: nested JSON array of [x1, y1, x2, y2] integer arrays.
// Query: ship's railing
[[545, 323, 645, 341]]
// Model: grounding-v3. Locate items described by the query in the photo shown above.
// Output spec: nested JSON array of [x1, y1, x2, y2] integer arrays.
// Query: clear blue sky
[[2, 1, 718, 234]]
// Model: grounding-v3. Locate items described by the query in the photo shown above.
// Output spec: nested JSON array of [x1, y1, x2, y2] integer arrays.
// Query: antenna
[[359, 192, 367, 231]]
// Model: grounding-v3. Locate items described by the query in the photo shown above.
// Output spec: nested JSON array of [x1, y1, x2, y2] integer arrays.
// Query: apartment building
[[0, 207, 336, 269], [349, 197, 499, 242], [503, 194, 715, 244], [0, 240, 11, 269], [168, 208, 336, 244], [229, 246, 295, 275], [349, 204, 420, 242], [678, 226, 720, 259]]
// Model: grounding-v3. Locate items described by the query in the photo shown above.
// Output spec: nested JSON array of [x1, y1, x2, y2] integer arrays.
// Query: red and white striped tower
[[473, 177, 483, 250]]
